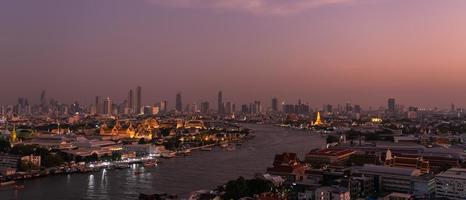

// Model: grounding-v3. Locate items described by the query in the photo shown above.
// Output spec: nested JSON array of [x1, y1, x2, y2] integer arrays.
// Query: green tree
[[138, 138, 146, 144], [0, 139, 11, 153], [10, 144, 36, 156], [326, 135, 339, 144]]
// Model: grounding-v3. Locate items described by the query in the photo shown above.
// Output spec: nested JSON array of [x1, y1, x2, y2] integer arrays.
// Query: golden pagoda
[[314, 111, 323, 126], [10, 125, 17, 143]]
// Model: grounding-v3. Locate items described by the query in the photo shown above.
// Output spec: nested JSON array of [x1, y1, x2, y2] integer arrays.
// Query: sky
[[1, 0, 466, 109]]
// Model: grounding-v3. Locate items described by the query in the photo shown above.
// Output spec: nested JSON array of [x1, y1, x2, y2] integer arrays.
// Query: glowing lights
[[371, 117, 383, 123]]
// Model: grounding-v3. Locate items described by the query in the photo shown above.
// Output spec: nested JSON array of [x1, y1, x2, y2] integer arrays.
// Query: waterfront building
[[122, 144, 156, 157], [435, 168, 466, 200], [26, 135, 74, 150], [21, 154, 41, 168], [0, 154, 21, 169]]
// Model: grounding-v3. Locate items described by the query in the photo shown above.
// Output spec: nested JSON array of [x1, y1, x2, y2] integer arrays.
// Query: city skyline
[[2, 89, 462, 111], [2, 0, 466, 107]]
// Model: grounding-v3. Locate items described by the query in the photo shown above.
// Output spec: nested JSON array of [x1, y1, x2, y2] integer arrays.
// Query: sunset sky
[[1, 0, 466, 108]]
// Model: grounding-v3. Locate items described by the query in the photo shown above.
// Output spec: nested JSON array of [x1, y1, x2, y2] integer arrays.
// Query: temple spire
[[314, 111, 323, 126]]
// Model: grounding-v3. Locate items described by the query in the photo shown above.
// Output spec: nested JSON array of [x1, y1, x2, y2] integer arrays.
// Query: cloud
[[145, 0, 355, 16]]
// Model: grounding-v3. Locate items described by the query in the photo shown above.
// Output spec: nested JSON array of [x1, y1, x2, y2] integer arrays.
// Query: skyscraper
[[136, 86, 142, 114], [40, 90, 46, 106], [95, 96, 100, 114], [271, 97, 278, 112], [176, 92, 182, 112], [225, 102, 231, 114], [159, 100, 167, 113], [200, 101, 210, 114], [128, 89, 134, 113], [388, 98, 396, 113], [103, 97, 112, 115], [218, 91, 224, 114]]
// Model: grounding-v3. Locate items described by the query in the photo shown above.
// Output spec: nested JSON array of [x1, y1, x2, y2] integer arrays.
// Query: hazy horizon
[[2, 0, 466, 108]]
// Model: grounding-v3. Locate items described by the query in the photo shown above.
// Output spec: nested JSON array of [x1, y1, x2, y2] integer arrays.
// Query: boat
[[220, 143, 229, 148], [0, 181, 16, 186], [200, 147, 212, 151], [226, 145, 236, 151], [161, 152, 176, 158], [15, 185, 25, 190], [143, 161, 157, 168], [178, 149, 191, 156]]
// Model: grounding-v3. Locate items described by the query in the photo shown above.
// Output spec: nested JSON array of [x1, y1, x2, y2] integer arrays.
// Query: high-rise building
[[175, 92, 182, 112], [159, 100, 167, 113], [225, 102, 232, 114], [354, 105, 361, 113], [95, 96, 100, 114], [241, 104, 249, 114], [388, 98, 396, 113], [271, 97, 278, 112], [128, 89, 134, 113], [200, 101, 210, 114], [40, 90, 46, 106], [136, 86, 142, 114], [324, 104, 333, 114], [218, 91, 224, 114], [103, 97, 112, 115]]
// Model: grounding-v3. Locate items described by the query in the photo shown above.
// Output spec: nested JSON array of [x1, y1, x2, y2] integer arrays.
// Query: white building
[[435, 168, 466, 200]]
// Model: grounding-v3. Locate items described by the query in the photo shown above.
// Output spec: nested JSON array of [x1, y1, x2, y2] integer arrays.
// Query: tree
[[326, 135, 339, 144], [18, 160, 38, 171], [10, 144, 36, 156], [223, 177, 274, 200], [42, 154, 65, 168], [138, 138, 146, 144], [0, 139, 11, 153], [111, 152, 122, 161]]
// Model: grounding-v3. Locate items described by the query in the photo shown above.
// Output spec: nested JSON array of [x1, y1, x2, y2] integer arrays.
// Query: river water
[[0, 124, 325, 200]]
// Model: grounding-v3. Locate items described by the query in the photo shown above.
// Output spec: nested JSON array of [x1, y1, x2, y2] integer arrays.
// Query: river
[[0, 124, 325, 200]]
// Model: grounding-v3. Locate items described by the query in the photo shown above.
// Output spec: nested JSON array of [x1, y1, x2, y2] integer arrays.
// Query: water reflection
[[0, 125, 325, 199]]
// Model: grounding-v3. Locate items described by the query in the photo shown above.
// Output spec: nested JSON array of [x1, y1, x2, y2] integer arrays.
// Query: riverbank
[[0, 124, 325, 199]]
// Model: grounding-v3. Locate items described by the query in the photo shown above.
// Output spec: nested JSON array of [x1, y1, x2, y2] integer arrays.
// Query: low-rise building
[[358, 164, 434, 198], [315, 186, 350, 200], [435, 168, 466, 200], [382, 192, 413, 200], [305, 148, 354, 168]]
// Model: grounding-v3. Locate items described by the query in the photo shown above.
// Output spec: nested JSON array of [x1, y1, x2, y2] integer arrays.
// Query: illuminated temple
[[313, 111, 324, 126]]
